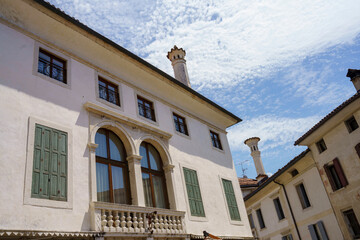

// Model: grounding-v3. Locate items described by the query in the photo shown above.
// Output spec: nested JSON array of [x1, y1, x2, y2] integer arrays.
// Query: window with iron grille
[[98, 77, 120, 106], [173, 113, 188, 135], [38, 49, 66, 83], [210, 131, 222, 150], [137, 96, 156, 121]]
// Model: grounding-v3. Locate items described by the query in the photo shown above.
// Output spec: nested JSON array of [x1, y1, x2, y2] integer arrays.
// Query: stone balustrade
[[91, 202, 186, 235]]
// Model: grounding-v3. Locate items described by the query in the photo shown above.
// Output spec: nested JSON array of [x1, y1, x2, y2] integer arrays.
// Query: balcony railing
[[91, 202, 186, 235]]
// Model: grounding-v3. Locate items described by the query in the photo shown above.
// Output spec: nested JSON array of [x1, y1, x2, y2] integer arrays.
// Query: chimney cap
[[167, 45, 186, 60], [244, 137, 260, 145], [346, 69, 360, 80]]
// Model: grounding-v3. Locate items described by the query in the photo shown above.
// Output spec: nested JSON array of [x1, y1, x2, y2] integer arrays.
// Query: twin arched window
[[95, 128, 168, 208]]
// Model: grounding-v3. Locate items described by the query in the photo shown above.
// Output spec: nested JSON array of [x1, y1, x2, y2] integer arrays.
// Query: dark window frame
[[316, 139, 327, 154], [273, 197, 285, 220], [140, 142, 169, 209], [248, 213, 255, 229], [324, 158, 348, 191], [173, 113, 189, 135], [98, 77, 120, 106], [210, 131, 222, 150], [345, 116, 359, 133], [343, 209, 360, 238], [95, 128, 131, 204], [296, 183, 311, 209], [256, 208, 266, 229], [38, 49, 67, 83], [137, 96, 156, 121]]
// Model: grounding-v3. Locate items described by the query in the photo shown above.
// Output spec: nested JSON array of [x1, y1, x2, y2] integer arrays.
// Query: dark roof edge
[[32, 0, 242, 125], [244, 149, 310, 201], [294, 91, 360, 145]]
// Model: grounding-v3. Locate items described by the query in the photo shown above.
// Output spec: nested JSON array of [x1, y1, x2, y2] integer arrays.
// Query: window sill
[[96, 96, 123, 112], [330, 186, 347, 195], [174, 130, 191, 140], [212, 145, 225, 154], [34, 71, 70, 89], [24, 196, 72, 209], [188, 215, 208, 222]]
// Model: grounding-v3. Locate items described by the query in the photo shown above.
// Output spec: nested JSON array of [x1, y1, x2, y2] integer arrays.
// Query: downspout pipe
[[274, 180, 301, 240]]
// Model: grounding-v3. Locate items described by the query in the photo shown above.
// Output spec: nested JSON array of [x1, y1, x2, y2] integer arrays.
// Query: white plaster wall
[[0, 10, 251, 238]]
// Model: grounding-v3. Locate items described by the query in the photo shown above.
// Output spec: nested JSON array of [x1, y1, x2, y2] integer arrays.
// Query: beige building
[[295, 70, 360, 239], [0, 1, 253, 239]]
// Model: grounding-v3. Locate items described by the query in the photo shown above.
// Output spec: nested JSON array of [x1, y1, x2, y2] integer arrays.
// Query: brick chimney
[[244, 137, 267, 181], [167, 46, 191, 87], [346, 69, 360, 91]]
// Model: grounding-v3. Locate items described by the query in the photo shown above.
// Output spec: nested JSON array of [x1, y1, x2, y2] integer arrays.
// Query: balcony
[[90, 202, 187, 237]]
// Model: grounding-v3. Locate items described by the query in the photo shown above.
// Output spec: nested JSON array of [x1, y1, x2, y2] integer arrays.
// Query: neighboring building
[[295, 70, 360, 240], [0, 1, 253, 240], [242, 143, 342, 240]]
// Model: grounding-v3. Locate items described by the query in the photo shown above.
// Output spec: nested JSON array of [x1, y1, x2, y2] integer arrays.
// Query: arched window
[[140, 142, 168, 209], [95, 128, 130, 204]]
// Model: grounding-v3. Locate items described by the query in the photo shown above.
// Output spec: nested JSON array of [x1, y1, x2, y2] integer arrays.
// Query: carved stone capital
[[88, 143, 99, 153], [126, 155, 142, 164], [163, 164, 175, 173]]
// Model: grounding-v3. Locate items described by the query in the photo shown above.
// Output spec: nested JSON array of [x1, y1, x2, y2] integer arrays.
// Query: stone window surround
[[179, 163, 208, 222], [24, 116, 73, 209], [88, 118, 178, 210], [32, 41, 71, 89], [208, 127, 225, 153], [218, 175, 243, 226], [171, 109, 191, 140]]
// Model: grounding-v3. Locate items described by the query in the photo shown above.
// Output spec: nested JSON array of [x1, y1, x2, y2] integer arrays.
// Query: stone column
[[127, 155, 145, 206], [88, 143, 98, 202], [163, 164, 177, 210]]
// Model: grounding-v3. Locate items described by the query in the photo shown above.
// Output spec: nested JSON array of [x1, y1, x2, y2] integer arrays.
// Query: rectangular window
[[256, 208, 265, 229], [316, 139, 327, 153], [222, 179, 241, 221], [296, 183, 311, 209], [308, 221, 329, 240], [210, 131, 222, 150], [173, 113, 188, 135], [355, 143, 360, 158], [273, 197, 285, 220], [324, 158, 348, 191], [137, 96, 156, 121], [38, 49, 67, 83], [183, 168, 205, 217], [248, 213, 255, 229], [345, 116, 359, 133], [31, 124, 67, 201], [98, 77, 120, 106], [343, 209, 360, 238]]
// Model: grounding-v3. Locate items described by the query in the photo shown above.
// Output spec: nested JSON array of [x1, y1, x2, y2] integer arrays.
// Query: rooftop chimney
[[167, 46, 191, 87], [244, 137, 267, 181], [346, 69, 360, 92]]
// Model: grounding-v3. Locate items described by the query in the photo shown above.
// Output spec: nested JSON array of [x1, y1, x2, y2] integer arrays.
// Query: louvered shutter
[[355, 143, 360, 158], [222, 179, 241, 221], [316, 221, 329, 240], [333, 158, 348, 187], [324, 165, 336, 191], [183, 168, 205, 217]]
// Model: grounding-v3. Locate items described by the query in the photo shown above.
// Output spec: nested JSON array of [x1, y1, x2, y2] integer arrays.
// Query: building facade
[[0, 0, 252, 239]]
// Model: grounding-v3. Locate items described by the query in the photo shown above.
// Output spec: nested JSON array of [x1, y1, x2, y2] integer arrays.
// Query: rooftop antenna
[[236, 160, 250, 178]]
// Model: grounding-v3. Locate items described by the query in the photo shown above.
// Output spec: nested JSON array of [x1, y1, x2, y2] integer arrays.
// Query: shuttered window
[[222, 179, 241, 221], [273, 197, 285, 220], [296, 183, 311, 209], [31, 124, 67, 201], [308, 221, 329, 240], [183, 168, 205, 217], [355, 143, 360, 158], [324, 158, 348, 191], [256, 208, 265, 229]]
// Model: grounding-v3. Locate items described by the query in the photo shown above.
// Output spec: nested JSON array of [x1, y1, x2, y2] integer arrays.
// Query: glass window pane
[[142, 173, 153, 207], [109, 132, 125, 161], [140, 143, 148, 168], [96, 162, 110, 202], [39, 51, 50, 61], [95, 129, 108, 158], [153, 175, 166, 209], [111, 166, 128, 204], [53, 58, 64, 67], [149, 145, 161, 170]]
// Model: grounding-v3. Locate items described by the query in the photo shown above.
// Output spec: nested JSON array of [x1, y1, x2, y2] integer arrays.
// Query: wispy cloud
[[227, 115, 320, 152]]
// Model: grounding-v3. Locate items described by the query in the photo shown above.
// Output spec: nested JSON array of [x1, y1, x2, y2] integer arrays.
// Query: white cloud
[[227, 115, 320, 152]]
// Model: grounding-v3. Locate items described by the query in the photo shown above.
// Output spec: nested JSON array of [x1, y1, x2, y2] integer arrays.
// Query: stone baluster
[[178, 217, 183, 233], [108, 210, 114, 231], [126, 211, 132, 231], [164, 216, 169, 233], [154, 213, 159, 233], [101, 209, 108, 232], [120, 211, 126, 232], [173, 216, 178, 233], [133, 212, 139, 232], [159, 214, 164, 233], [138, 213, 144, 232], [114, 211, 120, 232], [168, 215, 173, 233]]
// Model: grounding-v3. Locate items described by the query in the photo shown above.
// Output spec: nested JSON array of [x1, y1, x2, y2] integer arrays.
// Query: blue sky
[[47, 0, 360, 179]]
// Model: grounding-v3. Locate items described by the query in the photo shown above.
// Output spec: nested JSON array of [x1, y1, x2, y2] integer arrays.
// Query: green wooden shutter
[[222, 179, 241, 221], [31, 124, 67, 201], [183, 168, 205, 217]]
